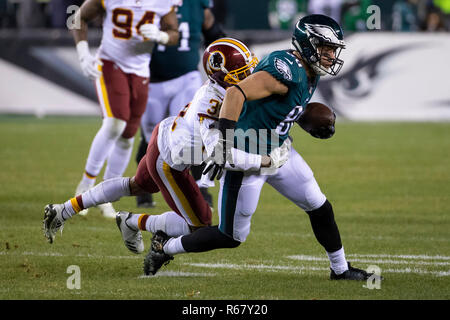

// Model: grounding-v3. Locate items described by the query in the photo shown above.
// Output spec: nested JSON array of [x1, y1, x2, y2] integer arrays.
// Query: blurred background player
[[135, 0, 226, 209], [72, 0, 180, 217]]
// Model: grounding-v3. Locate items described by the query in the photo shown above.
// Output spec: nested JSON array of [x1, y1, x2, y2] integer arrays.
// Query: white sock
[[81, 177, 131, 209], [84, 118, 126, 177], [80, 173, 96, 187], [61, 201, 77, 220], [104, 136, 134, 180], [163, 236, 186, 256], [129, 212, 191, 237], [148, 211, 190, 237], [327, 247, 348, 275]]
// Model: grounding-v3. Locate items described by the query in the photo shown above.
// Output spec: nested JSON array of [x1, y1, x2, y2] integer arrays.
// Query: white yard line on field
[[185, 263, 328, 273], [286, 255, 450, 266], [0, 251, 140, 260], [2, 251, 449, 277], [184, 262, 450, 277], [348, 254, 450, 260], [139, 271, 216, 278]]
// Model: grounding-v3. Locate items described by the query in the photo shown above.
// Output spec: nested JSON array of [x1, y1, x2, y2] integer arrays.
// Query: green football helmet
[[292, 14, 346, 76]]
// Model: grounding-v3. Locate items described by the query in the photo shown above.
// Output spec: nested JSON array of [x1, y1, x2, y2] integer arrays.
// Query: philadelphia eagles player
[[145, 14, 379, 281]]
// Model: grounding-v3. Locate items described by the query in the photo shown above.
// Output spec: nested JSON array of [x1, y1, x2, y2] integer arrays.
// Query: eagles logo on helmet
[[203, 37, 258, 85], [292, 14, 346, 76]]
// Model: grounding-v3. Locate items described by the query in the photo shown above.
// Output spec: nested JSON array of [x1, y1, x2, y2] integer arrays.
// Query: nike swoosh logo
[[284, 58, 294, 65]]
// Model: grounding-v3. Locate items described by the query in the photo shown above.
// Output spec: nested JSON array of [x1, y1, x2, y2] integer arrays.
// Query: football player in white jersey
[[71, 0, 180, 217], [135, 0, 226, 209], [43, 39, 290, 253]]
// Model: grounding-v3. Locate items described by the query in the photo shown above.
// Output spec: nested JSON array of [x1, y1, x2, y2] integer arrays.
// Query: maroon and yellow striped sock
[[70, 195, 85, 213], [137, 214, 150, 231]]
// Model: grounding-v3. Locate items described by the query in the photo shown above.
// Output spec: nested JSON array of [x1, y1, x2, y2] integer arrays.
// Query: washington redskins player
[[71, 0, 180, 218], [43, 38, 291, 253]]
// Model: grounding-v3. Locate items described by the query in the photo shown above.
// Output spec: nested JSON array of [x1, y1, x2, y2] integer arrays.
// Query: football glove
[[202, 137, 233, 181], [139, 24, 169, 45], [76, 41, 102, 80], [268, 137, 291, 169]]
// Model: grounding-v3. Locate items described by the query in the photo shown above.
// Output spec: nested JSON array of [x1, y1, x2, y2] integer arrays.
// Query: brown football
[[296, 102, 336, 138]]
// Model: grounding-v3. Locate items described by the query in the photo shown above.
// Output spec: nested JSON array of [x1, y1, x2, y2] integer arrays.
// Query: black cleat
[[136, 193, 155, 208], [200, 187, 213, 210], [143, 230, 174, 276], [330, 262, 382, 281]]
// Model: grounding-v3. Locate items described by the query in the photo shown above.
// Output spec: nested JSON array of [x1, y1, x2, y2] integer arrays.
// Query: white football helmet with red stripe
[[202, 37, 258, 85]]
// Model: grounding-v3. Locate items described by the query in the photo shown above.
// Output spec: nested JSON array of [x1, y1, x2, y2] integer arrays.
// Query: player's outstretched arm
[[203, 71, 289, 180], [219, 71, 289, 122]]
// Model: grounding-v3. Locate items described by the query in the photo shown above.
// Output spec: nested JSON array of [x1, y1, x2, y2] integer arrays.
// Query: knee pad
[[302, 178, 327, 212], [102, 118, 126, 139]]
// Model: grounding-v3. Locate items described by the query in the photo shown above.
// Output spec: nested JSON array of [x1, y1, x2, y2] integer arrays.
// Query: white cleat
[[75, 180, 93, 216], [116, 211, 144, 254], [43, 204, 66, 244], [98, 202, 116, 218]]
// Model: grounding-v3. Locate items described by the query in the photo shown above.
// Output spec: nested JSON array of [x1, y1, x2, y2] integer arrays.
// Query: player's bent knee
[[102, 117, 127, 139], [301, 178, 327, 212], [129, 176, 146, 195]]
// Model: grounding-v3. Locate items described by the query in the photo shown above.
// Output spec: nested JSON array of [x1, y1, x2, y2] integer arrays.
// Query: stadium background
[[1, 0, 449, 301]]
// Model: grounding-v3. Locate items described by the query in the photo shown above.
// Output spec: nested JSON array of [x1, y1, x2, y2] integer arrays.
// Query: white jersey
[[157, 80, 262, 173], [98, 0, 178, 78]]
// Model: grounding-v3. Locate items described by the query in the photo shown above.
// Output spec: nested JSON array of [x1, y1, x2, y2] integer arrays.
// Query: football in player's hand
[[296, 102, 336, 139]]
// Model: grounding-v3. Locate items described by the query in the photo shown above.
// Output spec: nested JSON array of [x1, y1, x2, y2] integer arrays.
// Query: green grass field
[[0, 115, 449, 300]]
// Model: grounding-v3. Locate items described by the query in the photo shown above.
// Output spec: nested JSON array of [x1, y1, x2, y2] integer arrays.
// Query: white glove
[[76, 41, 102, 80], [269, 137, 291, 169], [139, 24, 169, 44]]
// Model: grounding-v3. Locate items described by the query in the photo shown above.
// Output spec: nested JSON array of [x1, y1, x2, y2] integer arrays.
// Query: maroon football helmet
[[202, 37, 258, 85]]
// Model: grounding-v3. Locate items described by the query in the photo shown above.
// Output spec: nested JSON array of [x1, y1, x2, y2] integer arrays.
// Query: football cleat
[[43, 204, 65, 244], [143, 230, 174, 276], [116, 211, 144, 254], [74, 180, 92, 216], [98, 202, 116, 218], [136, 193, 156, 208], [330, 262, 382, 281]]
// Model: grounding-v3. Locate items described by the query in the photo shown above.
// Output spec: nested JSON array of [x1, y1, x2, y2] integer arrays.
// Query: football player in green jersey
[[144, 15, 380, 281], [136, 0, 225, 209]]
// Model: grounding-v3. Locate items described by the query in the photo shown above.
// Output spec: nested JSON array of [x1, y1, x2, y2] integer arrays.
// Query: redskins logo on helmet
[[203, 38, 258, 85]]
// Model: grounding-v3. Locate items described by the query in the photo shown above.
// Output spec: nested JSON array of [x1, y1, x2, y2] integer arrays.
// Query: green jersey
[[150, 0, 210, 82], [235, 50, 319, 155]]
